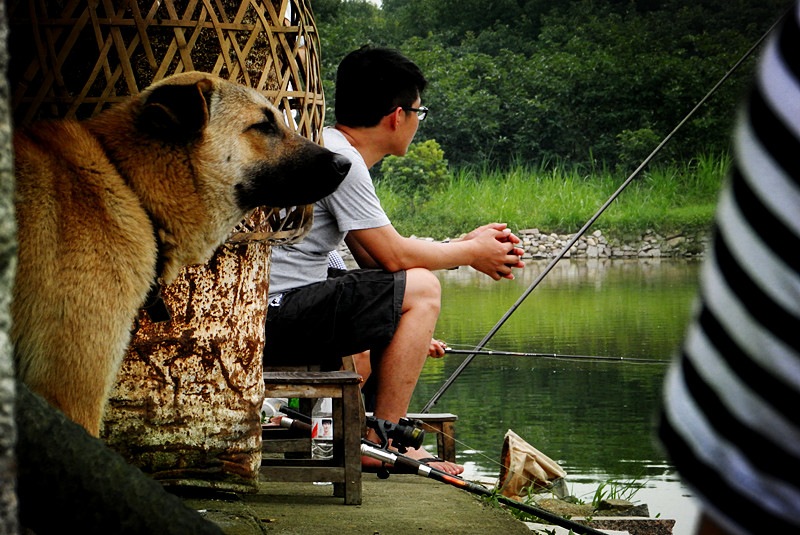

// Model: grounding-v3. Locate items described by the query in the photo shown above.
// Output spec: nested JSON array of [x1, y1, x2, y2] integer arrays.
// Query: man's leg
[[370, 268, 439, 425], [265, 268, 462, 473], [348, 350, 371, 389], [365, 268, 463, 475]]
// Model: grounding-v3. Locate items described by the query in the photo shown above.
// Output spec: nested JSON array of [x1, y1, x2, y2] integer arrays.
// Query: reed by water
[[376, 152, 728, 240]]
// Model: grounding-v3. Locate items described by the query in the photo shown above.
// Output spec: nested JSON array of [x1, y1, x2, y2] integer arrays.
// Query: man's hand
[[459, 222, 519, 244], [461, 223, 525, 280], [428, 339, 447, 358]]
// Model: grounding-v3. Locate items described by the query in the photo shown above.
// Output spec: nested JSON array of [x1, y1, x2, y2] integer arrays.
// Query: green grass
[[375, 153, 727, 240]]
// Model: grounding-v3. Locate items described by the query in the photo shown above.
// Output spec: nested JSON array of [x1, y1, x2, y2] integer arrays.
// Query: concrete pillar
[[0, 0, 19, 531]]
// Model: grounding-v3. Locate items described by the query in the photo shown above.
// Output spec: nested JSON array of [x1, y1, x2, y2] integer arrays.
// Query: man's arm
[[345, 222, 524, 280], [344, 232, 381, 269]]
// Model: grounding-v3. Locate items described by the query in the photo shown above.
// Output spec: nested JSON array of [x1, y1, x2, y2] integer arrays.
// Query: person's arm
[[345, 222, 524, 280], [344, 231, 381, 269]]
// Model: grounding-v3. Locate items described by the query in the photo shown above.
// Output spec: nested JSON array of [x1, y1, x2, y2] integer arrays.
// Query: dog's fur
[[12, 72, 349, 436]]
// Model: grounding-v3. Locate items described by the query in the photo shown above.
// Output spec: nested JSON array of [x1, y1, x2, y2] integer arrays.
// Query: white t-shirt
[[268, 127, 391, 296]]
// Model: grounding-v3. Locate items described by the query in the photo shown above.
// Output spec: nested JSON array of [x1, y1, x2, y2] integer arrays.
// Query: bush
[[379, 139, 450, 212], [616, 127, 664, 171]]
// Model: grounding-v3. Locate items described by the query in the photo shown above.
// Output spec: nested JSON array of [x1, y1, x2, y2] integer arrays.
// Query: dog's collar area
[[141, 206, 171, 324], [142, 282, 172, 323]]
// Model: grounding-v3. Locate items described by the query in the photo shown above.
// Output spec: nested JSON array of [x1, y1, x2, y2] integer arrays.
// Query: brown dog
[[12, 72, 349, 437]]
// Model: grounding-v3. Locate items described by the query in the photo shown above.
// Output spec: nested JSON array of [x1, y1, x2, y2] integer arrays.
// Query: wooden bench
[[260, 370, 363, 505]]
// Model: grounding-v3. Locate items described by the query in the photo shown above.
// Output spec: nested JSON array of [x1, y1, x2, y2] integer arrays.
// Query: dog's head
[[136, 72, 350, 210], [88, 72, 350, 282]]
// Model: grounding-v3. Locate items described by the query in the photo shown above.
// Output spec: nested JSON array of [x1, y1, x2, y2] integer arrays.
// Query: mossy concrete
[[180, 474, 534, 535]]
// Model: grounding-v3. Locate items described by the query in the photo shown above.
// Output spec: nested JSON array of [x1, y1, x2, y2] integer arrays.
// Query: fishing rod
[[420, 12, 787, 414], [360, 442, 608, 535], [444, 347, 667, 364]]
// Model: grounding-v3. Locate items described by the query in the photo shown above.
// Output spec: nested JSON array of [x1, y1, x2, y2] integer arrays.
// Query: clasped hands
[[458, 223, 525, 280]]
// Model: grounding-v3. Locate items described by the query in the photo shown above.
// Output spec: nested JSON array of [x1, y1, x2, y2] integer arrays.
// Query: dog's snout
[[331, 154, 351, 178]]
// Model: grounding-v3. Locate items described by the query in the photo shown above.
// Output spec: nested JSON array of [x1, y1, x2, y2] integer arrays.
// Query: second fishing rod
[[443, 347, 667, 364]]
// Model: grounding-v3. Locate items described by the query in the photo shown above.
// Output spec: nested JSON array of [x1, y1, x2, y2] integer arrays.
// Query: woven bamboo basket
[[8, 0, 326, 491], [8, 0, 322, 243]]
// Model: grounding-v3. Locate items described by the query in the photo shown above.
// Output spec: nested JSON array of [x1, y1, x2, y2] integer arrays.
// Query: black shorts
[[264, 269, 406, 370]]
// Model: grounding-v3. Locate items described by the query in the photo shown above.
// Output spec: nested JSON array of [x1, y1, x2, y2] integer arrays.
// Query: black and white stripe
[[659, 4, 800, 534]]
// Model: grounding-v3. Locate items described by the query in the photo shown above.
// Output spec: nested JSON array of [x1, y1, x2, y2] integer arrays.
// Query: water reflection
[[409, 259, 702, 534]]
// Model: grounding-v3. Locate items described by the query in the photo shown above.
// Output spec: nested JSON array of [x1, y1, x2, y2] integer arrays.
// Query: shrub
[[379, 139, 450, 212]]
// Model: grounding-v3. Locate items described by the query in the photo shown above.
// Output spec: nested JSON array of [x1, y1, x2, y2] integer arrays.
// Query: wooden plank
[[263, 384, 344, 398], [263, 371, 362, 384]]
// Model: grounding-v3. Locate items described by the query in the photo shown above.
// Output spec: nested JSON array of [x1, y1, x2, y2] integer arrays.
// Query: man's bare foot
[[405, 447, 464, 475], [361, 448, 463, 476]]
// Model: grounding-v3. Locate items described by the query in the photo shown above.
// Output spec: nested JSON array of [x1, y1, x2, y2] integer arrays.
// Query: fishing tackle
[[274, 406, 427, 453], [420, 11, 787, 414], [360, 442, 608, 535], [365, 415, 426, 452]]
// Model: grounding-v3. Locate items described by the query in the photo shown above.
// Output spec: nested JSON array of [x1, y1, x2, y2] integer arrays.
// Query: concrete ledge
[[524, 523, 628, 534], [572, 516, 676, 535]]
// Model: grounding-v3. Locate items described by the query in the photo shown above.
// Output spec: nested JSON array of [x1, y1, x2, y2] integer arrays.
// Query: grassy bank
[[375, 153, 729, 240]]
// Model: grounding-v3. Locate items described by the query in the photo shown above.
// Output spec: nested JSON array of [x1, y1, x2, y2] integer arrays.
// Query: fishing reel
[[365, 415, 425, 453]]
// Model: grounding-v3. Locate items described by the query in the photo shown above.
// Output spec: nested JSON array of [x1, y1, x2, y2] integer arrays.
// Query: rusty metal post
[[102, 240, 270, 492]]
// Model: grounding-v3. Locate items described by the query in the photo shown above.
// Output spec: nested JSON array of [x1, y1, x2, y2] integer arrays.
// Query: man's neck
[[333, 123, 389, 169]]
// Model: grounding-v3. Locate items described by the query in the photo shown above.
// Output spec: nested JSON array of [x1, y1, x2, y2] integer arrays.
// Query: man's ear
[[385, 106, 402, 130], [137, 79, 213, 142]]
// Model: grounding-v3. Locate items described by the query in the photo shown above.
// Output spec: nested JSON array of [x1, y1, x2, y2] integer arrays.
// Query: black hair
[[334, 45, 428, 127]]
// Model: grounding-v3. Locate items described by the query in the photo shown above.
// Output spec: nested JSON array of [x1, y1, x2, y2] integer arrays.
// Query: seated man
[[264, 46, 524, 475]]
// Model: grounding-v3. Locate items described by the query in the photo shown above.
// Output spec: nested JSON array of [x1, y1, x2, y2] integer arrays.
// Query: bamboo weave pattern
[[9, 0, 324, 243]]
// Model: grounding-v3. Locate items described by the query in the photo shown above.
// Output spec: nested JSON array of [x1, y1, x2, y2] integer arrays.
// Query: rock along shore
[[338, 228, 710, 262]]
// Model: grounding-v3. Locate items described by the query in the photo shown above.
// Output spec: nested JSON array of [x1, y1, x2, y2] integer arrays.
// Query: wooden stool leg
[[261, 370, 363, 505], [439, 421, 456, 463], [338, 382, 362, 504], [330, 394, 343, 498]]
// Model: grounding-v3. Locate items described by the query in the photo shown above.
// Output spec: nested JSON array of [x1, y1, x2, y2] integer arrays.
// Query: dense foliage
[[379, 139, 449, 212], [311, 0, 788, 169]]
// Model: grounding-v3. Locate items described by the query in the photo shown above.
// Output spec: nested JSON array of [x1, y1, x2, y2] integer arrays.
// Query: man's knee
[[404, 268, 441, 313]]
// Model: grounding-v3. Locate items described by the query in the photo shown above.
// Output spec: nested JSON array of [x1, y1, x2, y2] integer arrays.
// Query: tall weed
[[376, 153, 728, 239]]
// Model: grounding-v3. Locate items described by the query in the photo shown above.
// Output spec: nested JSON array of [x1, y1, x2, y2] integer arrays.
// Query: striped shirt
[[658, 4, 800, 534]]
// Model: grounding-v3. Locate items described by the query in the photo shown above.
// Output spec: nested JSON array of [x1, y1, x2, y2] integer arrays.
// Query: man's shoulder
[[319, 129, 371, 190], [323, 127, 357, 155]]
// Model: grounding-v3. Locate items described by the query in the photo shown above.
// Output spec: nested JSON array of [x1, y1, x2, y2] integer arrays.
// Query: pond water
[[408, 259, 703, 534]]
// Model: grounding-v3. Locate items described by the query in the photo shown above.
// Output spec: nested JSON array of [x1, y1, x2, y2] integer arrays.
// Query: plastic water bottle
[[311, 397, 333, 485]]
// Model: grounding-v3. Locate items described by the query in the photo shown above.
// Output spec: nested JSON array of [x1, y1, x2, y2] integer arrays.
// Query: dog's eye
[[249, 120, 278, 135]]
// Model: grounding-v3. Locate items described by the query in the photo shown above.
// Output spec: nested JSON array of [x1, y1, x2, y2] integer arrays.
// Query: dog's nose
[[331, 154, 351, 178]]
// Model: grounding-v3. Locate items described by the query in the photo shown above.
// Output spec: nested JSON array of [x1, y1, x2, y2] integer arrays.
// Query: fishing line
[[420, 12, 787, 414], [430, 426, 547, 492]]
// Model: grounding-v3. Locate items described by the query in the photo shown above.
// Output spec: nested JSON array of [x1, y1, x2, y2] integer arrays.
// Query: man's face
[[392, 97, 422, 156]]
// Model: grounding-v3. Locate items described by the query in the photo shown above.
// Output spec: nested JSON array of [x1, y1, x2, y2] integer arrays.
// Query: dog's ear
[[138, 79, 213, 142]]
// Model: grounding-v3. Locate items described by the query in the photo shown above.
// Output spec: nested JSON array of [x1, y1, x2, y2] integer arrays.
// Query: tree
[[315, 0, 788, 169]]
